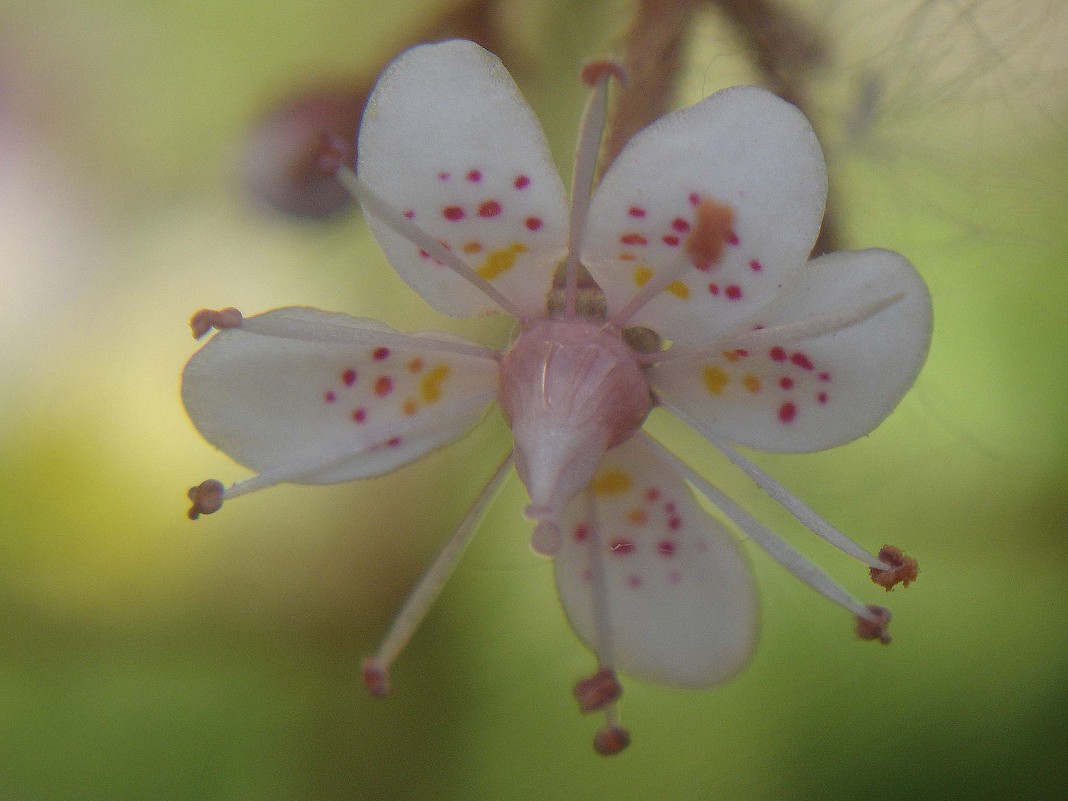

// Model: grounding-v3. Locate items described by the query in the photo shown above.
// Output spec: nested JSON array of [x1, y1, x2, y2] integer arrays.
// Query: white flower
[[182, 40, 930, 755]]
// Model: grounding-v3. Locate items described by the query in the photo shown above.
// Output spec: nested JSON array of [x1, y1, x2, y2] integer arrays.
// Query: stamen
[[644, 433, 879, 622], [190, 307, 242, 340], [530, 519, 561, 556], [649, 292, 905, 365], [239, 312, 500, 362], [870, 545, 918, 590], [331, 164, 528, 320], [187, 479, 224, 519], [363, 451, 513, 693], [573, 667, 623, 714], [667, 408, 886, 569], [593, 724, 631, 756], [855, 605, 892, 644], [564, 60, 624, 317], [583, 490, 617, 669]]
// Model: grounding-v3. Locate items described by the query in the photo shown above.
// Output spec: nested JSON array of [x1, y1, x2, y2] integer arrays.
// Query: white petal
[[181, 307, 499, 483], [582, 86, 826, 343], [552, 437, 758, 688], [358, 40, 568, 319], [653, 249, 932, 452]]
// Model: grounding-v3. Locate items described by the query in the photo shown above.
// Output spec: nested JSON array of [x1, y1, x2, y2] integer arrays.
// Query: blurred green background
[[1, 1, 1065, 799]]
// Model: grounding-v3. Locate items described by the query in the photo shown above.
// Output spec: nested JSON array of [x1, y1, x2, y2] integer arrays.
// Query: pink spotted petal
[[181, 308, 499, 482], [581, 86, 826, 344], [552, 437, 758, 688], [358, 40, 568, 319], [653, 249, 932, 452]]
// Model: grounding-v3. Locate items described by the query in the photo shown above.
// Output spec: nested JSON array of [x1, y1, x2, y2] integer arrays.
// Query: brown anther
[[361, 657, 392, 697], [856, 604, 892, 645], [573, 667, 623, 714], [685, 198, 736, 270], [593, 725, 631, 756], [580, 59, 627, 87], [870, 545, 919, 591], [186, 479, 224, 520], [190, 308, 242, 340], [316, 131, 351, 175]]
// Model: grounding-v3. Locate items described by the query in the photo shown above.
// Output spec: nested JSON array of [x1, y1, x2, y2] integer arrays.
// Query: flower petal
[[357, 40, 568, 319], [181, 307, 499, 483], [552, 436, 758, 688], [582, 86, 826, 343], [653, 249, 932, 452]]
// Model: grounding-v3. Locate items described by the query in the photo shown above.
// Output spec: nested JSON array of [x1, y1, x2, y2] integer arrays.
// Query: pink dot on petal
[[818, 371, 831, 382], [626, 574, 644, 589], [438, 172, 450, 181], [609, 539, 635, 555], [513, 174, 530, 190], [791, 352, 814, 370], [352, 408, 367, 423], [372, 347, 390, 361], [749, 258, 763, 271], [628, 206, 647, 218], [780, 376, 794, 390], [727, 232, 740, 246], [668, 570, 681, 585], [387, 436, 402, 448], [573, 523, 589, 542], [708, 283, 720, 295], [466, 169, 482, 182], [477, 200, 502, 217], [725, 285, 743, 301], [671, 218, 691, 233], [646, 487, 661, 502], [525, 216, 543, 231], [658, 540, 677, 556], [778, 401, 797, 423], [770, 346, 787, 362], [621, 233, 647, 246], [374, 376, 393, 397], [688, 192, 700, 206], [342, 368, 357, 386], [403, 209, 415, 219], [817, 391, 828, 405], [443, 206, 464, 221], [668, 516, 682, 531], [662, 235, 680, 246], [324, 391, 336, 403]]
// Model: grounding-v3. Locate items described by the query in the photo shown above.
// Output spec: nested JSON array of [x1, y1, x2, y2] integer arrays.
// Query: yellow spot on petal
[[634, 265, 652, 287], [407, 358, 424, 373], [592, 469, 632, 496], [667, 280, 690, 299], [743, 374, 761, 393], [619, 252, 636, 261], [627, 507, 648, 524], [462, 241, 483, 254], [703, 366, 729, 395], [403, 398, 418, 415], [420, 364, 450, 404], [476, 242, 529, 280], [722, 350, 739, 363]]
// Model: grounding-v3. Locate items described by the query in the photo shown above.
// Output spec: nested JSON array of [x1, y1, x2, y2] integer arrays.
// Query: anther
[[855, 605, 892, 644], [186, 479, 225, 520], [580, 59, 627, 88], [685, 198, 736, 270], [870, 545, 918, 591], [573, 667, 623, 714], [593, 725, 631, 756], [190, 308, 242, 340], [361, 657, 392, 697], [530, 520, 562, 556]]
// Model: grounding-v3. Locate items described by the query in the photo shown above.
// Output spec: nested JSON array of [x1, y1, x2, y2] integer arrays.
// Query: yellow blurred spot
[[462, 241, 483, 254], [667, 280, 689, 299], [403, 398, 418, 415], [407, 358, 424, 373], [703, 366, 729, 395], [722, 351, 739, 363], [627, 507, 648, 524], [743, 374, 761, 393], [477, 242, 528, 279], [634, 265, 652, 286], [619, 252, 636, 261], [420, 364, 450, 403], [592, 469, 632, 495]]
